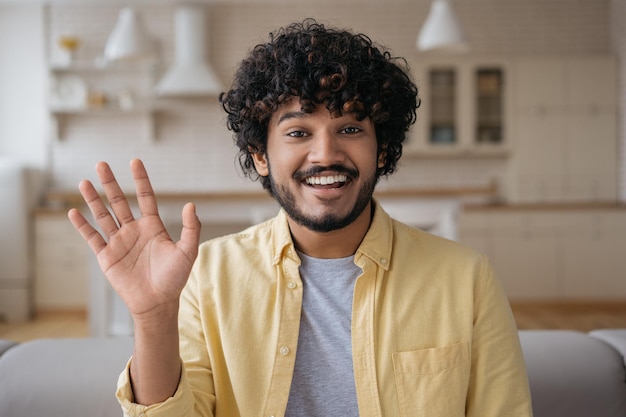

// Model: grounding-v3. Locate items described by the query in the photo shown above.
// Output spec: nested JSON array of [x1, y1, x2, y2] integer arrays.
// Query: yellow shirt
[[117, 201, 533, 417]]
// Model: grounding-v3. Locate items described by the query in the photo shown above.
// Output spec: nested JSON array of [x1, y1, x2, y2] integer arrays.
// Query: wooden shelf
[[48, 60, 159, 142], [50, 106, 157, 142]]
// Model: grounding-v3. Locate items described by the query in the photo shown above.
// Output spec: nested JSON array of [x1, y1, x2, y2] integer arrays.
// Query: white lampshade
[[104, 8, 154, 62], [417, 0, 467, 52], [155, 5, 223, 96]]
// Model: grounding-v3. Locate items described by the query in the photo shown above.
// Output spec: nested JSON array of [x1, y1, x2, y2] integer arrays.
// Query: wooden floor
[[0, 311, 89, 343], [1, 302, 625, 343], [510, 300, 626, 332]]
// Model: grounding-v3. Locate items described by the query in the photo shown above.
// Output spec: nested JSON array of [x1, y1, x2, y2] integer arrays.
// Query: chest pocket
[[392, 342, 470, 417]]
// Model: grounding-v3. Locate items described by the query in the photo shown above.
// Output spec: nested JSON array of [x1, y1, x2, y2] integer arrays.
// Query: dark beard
[[268, 165, 377, 233]]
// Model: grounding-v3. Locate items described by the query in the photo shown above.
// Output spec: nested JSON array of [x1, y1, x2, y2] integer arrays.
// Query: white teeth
[[305, 174, 348, 185]]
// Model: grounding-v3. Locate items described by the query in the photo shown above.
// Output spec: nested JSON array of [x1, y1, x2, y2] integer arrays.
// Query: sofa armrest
[[519, 330, 626, 417], [0, 337, 133, 417], [589, 329, 626, 366], [0, 339, 17, 357]]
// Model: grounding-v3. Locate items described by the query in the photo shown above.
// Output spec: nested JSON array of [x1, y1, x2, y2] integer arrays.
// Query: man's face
[[252, 99, 384, 233]]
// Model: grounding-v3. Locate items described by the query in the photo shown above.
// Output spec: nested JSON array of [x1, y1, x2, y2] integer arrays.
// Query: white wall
[[610, 0, 626, 202], [0, 5, 48, 169]]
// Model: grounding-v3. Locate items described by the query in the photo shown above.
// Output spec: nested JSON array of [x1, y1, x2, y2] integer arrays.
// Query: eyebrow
[[277, 110, 308, 125]]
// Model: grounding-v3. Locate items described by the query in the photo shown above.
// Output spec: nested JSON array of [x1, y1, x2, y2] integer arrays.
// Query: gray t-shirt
[[284, 251, 362, 417]]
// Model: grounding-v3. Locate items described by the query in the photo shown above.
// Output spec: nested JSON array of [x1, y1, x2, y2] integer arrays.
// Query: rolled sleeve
[[116, 358, 200, 417]]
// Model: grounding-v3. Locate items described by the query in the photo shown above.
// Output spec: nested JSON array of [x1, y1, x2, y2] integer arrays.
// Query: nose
[[308, 131, 346, 166]]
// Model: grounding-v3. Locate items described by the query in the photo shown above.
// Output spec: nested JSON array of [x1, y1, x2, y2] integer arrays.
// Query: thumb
[[177, 202, 201, 259]]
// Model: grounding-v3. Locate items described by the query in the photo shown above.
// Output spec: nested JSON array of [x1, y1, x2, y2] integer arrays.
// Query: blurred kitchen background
[[0, 0, 625, 338]]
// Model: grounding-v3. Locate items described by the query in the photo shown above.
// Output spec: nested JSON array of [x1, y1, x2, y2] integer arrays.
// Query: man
[[69, 19, 532, 417]]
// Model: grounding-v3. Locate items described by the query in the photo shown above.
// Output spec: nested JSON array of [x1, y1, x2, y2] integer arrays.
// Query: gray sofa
[[0, 330, 625, 417]]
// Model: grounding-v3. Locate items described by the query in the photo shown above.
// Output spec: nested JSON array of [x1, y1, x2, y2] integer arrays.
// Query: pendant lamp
[[417, 0, 467, 52], [103, 8, 155, 63]]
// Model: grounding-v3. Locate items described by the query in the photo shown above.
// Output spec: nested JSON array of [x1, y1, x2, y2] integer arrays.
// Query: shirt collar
[[271, 209, 299, 266], [270, 199, 393, 270], [355, 199, 393, 271]]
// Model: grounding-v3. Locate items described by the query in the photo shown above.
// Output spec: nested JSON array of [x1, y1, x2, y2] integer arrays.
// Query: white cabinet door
[[560, 211, 626, 298], [458, 211, 494, 261], [563, 57, 618, 201], [511, 56, 617, 203], [513, 113, 566, 202], [489, 212, 561, 299], [460, 208, 626, 300], [511, 58, 566, 203], [564, 111, 617, 201], [514, 58, 566, 111], [565, 57, 617, 109], [561, 235, 626, 298], [35, 213, 89, 310], [491, 234, 560, 299], [460, 211, 561, 299]]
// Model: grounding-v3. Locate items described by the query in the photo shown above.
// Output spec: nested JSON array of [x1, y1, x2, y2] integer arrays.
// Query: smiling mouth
[[304, 174, 348, 188]]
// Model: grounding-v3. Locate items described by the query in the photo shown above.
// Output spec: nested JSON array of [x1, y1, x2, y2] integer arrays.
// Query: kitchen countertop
[[36, 182, 626, 214], [40, 182, 499, 209]]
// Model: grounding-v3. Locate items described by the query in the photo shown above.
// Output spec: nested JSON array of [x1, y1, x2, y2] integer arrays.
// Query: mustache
[[293, 164, 359, 181]]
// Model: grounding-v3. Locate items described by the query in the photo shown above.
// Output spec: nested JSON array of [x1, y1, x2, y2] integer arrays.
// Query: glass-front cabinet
[[406, 58, 511, 157], [475, 68, 504, 145], [429, 69, 457, 145]]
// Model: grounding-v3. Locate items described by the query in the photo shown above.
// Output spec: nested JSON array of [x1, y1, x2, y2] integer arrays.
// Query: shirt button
[[381, 258, 388, 265], [279, 346, 290, 355], [287, 281, 297, 289]]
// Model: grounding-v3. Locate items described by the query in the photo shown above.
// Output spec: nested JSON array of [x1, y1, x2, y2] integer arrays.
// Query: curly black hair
[[220, 18, 420, 193]]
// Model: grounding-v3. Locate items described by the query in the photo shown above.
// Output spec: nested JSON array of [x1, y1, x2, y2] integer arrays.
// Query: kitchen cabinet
[[459, 207, 626, 300], [405, 56, 513, 158], [510, 56, 617, 203], [559, 212, 626, 298], [48, 61, 158, 141], [0, 160, 31, 322], [488, 212, 561, 299], [404, 55, 617, 203], [460, 210, 561, 299], [564, 57, 617, 201], [513, 110, 565, 201], [34, 211, 89, 311]]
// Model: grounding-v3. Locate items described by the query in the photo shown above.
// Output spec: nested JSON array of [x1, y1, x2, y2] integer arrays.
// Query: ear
[[377, 151, 386, 169], [252, 152, 269, 177]]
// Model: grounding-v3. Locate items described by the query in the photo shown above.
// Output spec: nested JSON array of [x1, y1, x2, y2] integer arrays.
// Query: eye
[[287, 130, 308, 138], [340, 126, 362, 134]]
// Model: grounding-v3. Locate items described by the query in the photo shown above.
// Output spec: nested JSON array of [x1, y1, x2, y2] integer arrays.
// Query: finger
[[177, 202, 201, 260], [96, 161, 135, 226], [130, 159, 160, 218], [79, 179, 121, 237], [68, 207, 107, 255]]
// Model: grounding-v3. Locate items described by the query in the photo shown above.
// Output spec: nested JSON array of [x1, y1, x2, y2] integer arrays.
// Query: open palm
[[68, 159, 201, 317]]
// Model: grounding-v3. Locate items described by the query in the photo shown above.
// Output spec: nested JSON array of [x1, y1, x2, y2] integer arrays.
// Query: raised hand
[[68, 159, 201, 318]]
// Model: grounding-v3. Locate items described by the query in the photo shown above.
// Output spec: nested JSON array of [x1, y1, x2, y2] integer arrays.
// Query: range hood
[[155, 5, 222, 97]]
